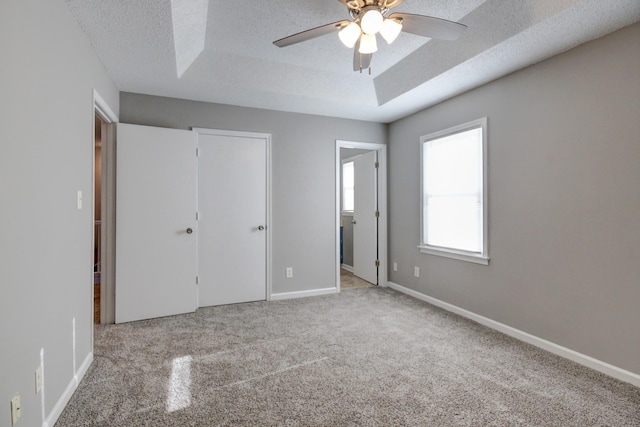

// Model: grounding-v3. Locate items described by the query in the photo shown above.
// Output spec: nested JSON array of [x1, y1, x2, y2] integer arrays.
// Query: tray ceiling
[[65, 0, 640, 122]]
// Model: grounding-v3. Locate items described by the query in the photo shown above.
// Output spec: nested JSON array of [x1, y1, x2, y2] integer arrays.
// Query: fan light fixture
[[338, 7, 403, 55]]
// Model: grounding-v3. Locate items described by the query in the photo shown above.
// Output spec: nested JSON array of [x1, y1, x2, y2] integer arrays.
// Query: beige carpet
[[56, 288, 639, 426]]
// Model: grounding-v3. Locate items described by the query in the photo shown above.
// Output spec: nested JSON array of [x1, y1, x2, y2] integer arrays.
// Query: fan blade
[[273, 20, 350, 47], [353, 40, 372, 71], [389, 13, 467, 41]]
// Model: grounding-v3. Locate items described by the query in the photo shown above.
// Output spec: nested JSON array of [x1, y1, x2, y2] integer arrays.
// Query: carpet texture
[[56, 288, 640, 426]]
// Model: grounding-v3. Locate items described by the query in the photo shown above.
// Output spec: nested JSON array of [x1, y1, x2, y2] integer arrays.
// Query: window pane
[[342, 162, 354, 211], [343, 162, 354, 188], [343, 188, 354, 211], [425, 195, 481, 252], [425, 128, 481, 196]]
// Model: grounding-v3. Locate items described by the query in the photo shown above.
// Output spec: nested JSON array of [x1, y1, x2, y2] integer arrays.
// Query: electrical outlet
[[285, 267, 293, 279], [11, 394, 21, 425], [393, 262, 398, 272], [35, 365, 43, 394], [414, 267, 420, 278]]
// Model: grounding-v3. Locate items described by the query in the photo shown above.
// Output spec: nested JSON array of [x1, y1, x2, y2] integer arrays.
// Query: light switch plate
[[414, 267, 420, 278], [35, 365, 43, 393], [285, 267, 293, 279], [77, 190, 83, 210], [11, 394, 21, 425]]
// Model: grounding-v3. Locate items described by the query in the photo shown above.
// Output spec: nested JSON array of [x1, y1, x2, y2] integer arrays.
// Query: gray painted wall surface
[[0, 0, 120, 425], [119, 93, 386, 294], [388, 23, 640, 374]]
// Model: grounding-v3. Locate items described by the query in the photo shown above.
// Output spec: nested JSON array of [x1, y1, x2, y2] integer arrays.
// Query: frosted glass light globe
[[358, 33, 378, 54], [380, 18, 402, 44], [339, 22, 362, 48], [360, 9, 383, 35]]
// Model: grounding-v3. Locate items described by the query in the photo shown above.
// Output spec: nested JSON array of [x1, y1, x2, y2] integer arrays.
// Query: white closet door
[[115, 124, 198, 323], [353, 151, 378, 284], [197, 131, 267, 307]]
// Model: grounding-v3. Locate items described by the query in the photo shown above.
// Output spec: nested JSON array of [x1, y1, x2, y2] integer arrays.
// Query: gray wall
[[119, 93, 386, 294], [0, 0, 120, 425], [388, 23, 640, 375]]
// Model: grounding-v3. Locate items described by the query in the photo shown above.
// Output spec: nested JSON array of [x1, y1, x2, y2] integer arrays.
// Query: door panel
[[115, 124, 197, 323], [197, 132, 267, 306], [353, 151, 378, 284]]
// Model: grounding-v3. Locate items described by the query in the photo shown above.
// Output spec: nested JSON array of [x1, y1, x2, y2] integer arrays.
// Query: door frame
[[92, 89, 118, 327], [335, 140, 387, 291], [193, 128, 273, 302]]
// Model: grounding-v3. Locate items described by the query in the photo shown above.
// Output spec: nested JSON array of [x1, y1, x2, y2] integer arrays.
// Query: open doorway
[[94, 115, 103, 323], [340, 149, 375, 289], [335, 140, 387, 292], [93, 90, 118, 325]]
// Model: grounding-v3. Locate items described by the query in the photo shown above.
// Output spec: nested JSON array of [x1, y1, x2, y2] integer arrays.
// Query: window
[[342, 161, 354, 212], [420, 118, 488, 264]]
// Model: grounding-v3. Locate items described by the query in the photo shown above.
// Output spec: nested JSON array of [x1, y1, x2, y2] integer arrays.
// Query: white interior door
[[115, 124, 198, 323], [353, 151, 378, 284], [197, 130, 268, 307]]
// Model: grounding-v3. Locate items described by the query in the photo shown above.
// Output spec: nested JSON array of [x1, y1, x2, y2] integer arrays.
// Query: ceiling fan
[[273, 0, 468, 74]]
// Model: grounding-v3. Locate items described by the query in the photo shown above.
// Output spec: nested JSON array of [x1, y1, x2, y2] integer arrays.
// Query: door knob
[[258, 225, 265, 231], [186, 228, 193, 234], [351, 220, 356, 224]]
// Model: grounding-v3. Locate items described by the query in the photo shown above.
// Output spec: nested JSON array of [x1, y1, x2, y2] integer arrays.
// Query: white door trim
[[193, 128, 273, 302], [93, 90, 118, 123], [92, 90, 118, 328], [335, 140, 387, 292]]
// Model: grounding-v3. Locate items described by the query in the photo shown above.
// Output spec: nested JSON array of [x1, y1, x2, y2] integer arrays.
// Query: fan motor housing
[[344, 0, 404, 11]]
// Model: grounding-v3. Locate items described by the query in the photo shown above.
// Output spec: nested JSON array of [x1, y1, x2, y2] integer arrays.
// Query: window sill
[[418, 246, 489, 265]]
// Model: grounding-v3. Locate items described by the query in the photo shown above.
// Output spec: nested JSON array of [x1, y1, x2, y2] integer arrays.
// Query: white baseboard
[[387, 281, 640, 388], [43, 352, 93, 427], [340, 264, 353, 273], [271, 287, 337, 301]]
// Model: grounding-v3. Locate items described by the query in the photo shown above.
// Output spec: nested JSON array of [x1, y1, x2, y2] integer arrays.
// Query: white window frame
[[419, 118, 489, 265]]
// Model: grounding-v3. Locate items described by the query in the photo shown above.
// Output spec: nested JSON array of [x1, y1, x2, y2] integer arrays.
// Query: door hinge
[[196, 212, 199, 220], [374, 161, 379, 169], [196, 148, 199, 157], [375, 210, 380, 218], [375, 260, 380, 267], [196, 276, 199, 285]]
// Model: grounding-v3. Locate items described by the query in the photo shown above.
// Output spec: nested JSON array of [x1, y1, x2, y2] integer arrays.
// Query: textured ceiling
[[65, 0, 640, 123]]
